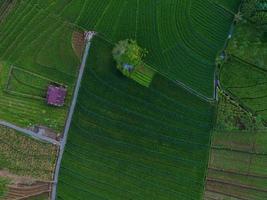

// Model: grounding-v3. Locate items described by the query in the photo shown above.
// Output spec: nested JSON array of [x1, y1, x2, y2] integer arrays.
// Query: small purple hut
[[46, 85, 67, 107]]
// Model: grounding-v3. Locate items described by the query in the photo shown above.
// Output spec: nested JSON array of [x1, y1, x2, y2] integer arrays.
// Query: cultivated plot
[[205, 130, 267, 200]]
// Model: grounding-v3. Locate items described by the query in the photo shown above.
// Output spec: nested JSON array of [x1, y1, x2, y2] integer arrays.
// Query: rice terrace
[[0, 0, 267, 199]]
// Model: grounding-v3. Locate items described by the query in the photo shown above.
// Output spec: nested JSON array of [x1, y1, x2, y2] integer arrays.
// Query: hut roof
[[46, 85, 67, 107]]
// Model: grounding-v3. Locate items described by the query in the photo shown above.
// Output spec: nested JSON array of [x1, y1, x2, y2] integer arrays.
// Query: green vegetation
[[57, 37, 215, 200], [113, 39, 147, 77], [242, 0, 267, 25], [23, 0, 240, 97], [0, 125, 58, 180], [220, 5, 267, 122], [0, 0, 244, 199], [112, 39, 154, 87], [227, 23, 267, 69], [0, 177, 9, 199], [0, 1, 80, 132], [206, 7, 267, 198], [27, 194, 49, 200], [216, 91, 264, 131]]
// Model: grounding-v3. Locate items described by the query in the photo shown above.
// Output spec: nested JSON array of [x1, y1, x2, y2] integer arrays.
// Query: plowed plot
[[57, 37, 215, 200], [205, 131, 267, 200], [4, 181, 51, 200], [23, 0, 240, 97], [0, 125, 58, 181], [0, 0, 16, 24]]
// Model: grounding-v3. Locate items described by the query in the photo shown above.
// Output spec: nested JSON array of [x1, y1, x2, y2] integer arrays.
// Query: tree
[[112, 39, 147, 77], [242, 0, 267, 25]]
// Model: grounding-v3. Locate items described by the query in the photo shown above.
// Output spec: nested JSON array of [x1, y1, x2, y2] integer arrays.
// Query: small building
[[46, 85, 67, 107], [123, 63, 134, 73]]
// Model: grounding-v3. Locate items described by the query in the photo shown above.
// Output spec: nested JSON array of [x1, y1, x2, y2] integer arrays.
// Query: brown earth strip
[[71, 31, 85, 60], [207, 178, 267, 193], [0, 0, 16, 25], [208, 167, 267, 179]]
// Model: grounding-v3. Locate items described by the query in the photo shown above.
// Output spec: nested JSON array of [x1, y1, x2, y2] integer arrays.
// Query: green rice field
[[57, 36, 215, 200], [0, 0, 244, 199], [24, 0, 240, 97]]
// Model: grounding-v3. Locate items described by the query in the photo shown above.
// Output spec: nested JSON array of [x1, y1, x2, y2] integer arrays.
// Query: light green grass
[[130, 65, 155, 87], [0, 1, 80, 132]]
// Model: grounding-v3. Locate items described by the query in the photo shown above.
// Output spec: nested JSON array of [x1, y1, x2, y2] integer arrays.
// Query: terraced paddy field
[[0, 1, 81, 131], [56, 36, 215, 200], [205, 130, 267, 200], [24, 0, 240, 98]]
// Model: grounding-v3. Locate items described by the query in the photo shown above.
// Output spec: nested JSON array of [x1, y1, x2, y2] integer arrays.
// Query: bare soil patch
[[72, 31, 85, 60]]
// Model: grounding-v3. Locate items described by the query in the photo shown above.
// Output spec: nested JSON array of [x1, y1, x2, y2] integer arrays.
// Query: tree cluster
[[112, 39, 147, 77], [242, 0, 267, 26]]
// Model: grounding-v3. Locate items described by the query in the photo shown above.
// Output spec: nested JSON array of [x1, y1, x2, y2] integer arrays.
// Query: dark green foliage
[[242, 0, 267, 25], [216, 91, 264, 131], [57, 37, 215, 200]]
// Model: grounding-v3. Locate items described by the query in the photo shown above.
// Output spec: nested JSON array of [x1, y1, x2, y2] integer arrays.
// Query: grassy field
[[0, 125, 58, 181], [0, 1, 80, 132], [56, 36, 215, 200], [24, 0, 241, 98], [205, 130, 267, 200]]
